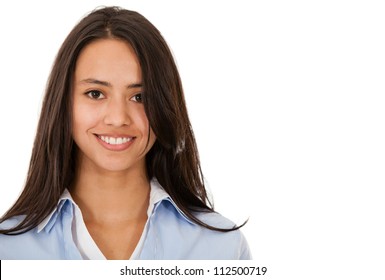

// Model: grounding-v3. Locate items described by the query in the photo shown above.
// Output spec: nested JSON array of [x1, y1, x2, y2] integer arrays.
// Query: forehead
[[74, 38, 142, 82]]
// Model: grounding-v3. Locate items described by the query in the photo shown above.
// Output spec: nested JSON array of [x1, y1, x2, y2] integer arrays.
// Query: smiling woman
[[72, 39, 155, 175], [0, 6, 251, 260]]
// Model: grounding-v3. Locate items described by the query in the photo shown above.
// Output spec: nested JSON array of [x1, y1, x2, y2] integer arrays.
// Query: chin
[[96, 159, 145, 174]]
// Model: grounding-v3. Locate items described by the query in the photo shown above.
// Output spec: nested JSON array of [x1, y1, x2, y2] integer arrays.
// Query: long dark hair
[[0, 6, 245, 235]]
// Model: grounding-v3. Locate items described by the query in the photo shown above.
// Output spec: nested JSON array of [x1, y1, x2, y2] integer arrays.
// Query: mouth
[[97, 135, 134, 145], [94, 134, 136, 151]]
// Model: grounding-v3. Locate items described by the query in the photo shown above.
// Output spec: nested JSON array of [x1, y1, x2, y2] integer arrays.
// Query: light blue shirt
[[0, 180, 251, 260]]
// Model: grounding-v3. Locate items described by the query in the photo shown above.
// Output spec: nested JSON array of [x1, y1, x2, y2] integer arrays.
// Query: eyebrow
[[79, 78, 142, 89]]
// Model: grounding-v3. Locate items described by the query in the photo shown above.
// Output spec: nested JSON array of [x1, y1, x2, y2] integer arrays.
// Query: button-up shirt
[[0, 179, 251, 259]]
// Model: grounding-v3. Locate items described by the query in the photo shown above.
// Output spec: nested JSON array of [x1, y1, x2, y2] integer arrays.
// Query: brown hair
[[0, 6, 246, 234]]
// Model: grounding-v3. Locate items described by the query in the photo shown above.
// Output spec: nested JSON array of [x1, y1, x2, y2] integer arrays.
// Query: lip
[[94, 134, 135, 152]]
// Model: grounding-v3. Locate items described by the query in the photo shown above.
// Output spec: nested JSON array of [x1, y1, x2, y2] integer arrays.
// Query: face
[[72, 38, 156, 174]]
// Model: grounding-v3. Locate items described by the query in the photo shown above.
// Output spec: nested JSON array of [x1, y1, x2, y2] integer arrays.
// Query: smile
[[98, 135, 133, 145], [95, 134, 135, 151]]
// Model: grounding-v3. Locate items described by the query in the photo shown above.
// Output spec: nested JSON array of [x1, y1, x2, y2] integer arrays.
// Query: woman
[[0, 6, 251, 260]]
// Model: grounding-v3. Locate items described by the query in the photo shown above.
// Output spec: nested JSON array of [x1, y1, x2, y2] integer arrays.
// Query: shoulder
[[194, 210, 252, 259], [0, 216, 34, 259], [143, 200, 252, 259], [194, 210, 237, 229], [0, 215, 26, 231], [0, 199, 77, 260]]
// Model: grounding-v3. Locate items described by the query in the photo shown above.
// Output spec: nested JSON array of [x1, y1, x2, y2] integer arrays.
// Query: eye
[[86, 90, 105, 100], [131, 93, 143, 103]]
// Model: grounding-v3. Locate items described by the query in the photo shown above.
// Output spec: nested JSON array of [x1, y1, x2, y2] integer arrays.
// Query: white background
[[0, 0, 384, 279]]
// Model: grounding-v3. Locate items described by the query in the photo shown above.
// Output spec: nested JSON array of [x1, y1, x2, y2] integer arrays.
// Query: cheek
[[132, 107, 157, 144], [131, 106, 150, 131], [72, 102, 99, 135]]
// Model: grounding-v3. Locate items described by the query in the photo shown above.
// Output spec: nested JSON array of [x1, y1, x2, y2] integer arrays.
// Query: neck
[[70, 160, 150, 225]]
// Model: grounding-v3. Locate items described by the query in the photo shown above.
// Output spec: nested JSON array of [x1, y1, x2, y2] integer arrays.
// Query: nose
[[103, 96, 131, 127]]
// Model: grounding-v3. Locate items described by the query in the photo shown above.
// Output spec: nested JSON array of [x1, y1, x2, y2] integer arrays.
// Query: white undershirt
[[69, 180, 168, 260]]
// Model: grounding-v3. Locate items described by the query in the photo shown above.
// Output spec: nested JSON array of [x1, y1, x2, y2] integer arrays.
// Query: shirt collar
[[37, 178, 194, 233], [37, 189, 74, 233], [149, 179, 195, 225]]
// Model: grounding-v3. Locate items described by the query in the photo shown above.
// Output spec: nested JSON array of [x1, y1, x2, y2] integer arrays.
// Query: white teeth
[[99, 136, 132, 145]]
